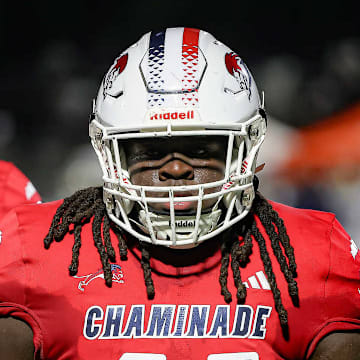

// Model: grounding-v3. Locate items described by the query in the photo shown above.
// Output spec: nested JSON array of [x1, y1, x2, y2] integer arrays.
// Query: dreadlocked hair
[[218, 191, 299, 333], [44, 185, 298, 332]]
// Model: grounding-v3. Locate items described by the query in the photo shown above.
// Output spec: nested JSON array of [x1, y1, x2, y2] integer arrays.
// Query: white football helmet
[[90, 27, 266, 248]]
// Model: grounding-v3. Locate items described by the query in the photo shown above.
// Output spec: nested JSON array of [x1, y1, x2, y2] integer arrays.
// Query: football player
[[0, 160, 41, 219], [0, 28, 359, 359]]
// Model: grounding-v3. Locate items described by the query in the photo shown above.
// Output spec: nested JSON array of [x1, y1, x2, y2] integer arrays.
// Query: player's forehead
[[123, 135, 227, 152]]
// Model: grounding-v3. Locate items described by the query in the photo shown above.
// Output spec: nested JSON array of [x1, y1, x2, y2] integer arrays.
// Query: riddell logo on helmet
[[175, 219, 195, 228], [150, 110, 195, 121]]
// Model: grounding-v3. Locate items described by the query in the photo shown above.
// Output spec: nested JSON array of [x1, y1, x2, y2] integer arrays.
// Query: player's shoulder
[[0, 160, 13, 169], [0, 201, 65, 267], [267, 200, 355, 270], [267, 200, 344, 250], [0, 160, 41, 201], [0, 160, 29, 178], [0, 160, 16, 179], [1, 200, 63, 232], [0, 161, 14, 194], [269, 200, 336, 229]]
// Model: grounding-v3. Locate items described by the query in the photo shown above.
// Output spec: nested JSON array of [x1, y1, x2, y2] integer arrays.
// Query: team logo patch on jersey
[[225, 52, 252, 100], [73, 264, 124, 291]]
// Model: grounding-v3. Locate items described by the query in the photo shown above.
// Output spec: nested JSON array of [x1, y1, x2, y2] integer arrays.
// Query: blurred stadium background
[[1, 1, 359, 242]]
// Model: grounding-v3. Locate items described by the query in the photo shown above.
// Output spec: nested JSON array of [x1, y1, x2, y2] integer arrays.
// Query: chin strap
[[138, 209, 222, 242], [253, 174, 260, 192], [255, 163, 265, 174]]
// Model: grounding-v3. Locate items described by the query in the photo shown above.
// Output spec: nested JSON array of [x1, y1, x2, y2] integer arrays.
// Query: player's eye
[[187, 148, 209, 158], [128, 150, 162, 163]]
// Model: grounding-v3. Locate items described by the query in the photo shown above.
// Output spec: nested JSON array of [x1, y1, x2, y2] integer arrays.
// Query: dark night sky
[[1, 1, 358, 66]]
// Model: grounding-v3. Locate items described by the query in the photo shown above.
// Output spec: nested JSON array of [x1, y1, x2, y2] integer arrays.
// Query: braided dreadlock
[[44, 185, 298, 332]]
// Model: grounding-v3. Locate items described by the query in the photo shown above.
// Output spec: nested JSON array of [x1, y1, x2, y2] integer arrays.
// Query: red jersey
[[0, 160, 41, 219], [0, 200, 359, 359]]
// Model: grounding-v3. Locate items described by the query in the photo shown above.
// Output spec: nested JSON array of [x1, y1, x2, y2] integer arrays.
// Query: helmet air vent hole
[[108, 90, 124, 99]]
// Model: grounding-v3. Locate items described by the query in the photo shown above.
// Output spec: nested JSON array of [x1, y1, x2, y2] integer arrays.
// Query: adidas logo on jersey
[[243, 271, 271, 291]]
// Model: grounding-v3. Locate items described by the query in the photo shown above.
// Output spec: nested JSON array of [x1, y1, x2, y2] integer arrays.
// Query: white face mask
[[91, 114, 266, 248]]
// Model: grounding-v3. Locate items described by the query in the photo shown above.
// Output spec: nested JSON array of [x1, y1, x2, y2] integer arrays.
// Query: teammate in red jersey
[[0, 28, 359, 360], [0, 160, 41, 219]]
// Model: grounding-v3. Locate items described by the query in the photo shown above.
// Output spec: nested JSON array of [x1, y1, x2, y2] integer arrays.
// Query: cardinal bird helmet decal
[[225, 51, 252, 100], [103, 53, 128, 98]]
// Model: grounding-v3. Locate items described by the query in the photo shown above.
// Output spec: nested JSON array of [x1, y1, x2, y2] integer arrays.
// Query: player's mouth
[[164, 192, 196, 211], [146, 192, 197, 215], [147, 190, 219, 215], [163, 200, 195, 211]]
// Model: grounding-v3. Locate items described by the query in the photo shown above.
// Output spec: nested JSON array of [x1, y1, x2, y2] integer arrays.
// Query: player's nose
[[159, 159, 194, 181]]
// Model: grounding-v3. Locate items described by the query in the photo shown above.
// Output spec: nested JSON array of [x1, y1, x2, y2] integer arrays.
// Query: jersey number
[[119, 353, 259, 360]]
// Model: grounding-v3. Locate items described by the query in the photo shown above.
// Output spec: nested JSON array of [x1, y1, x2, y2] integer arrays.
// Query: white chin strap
[[137, 208, 222, 245]]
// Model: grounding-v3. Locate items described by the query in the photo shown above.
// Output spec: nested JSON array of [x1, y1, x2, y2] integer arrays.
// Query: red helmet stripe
[[181, 28, 200, 106]]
